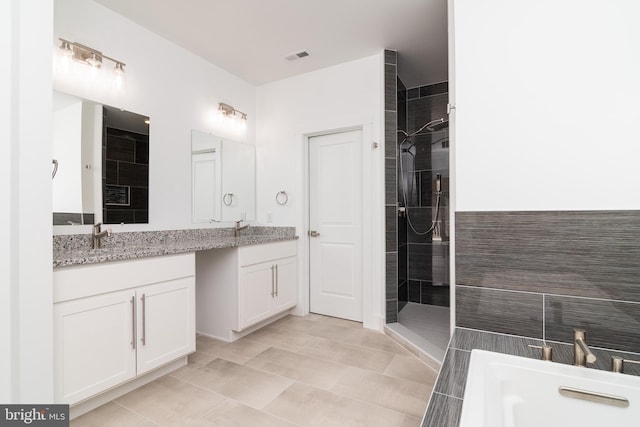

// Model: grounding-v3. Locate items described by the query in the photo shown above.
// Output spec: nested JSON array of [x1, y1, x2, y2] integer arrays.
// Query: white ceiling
[[93, 0, 448, 88]]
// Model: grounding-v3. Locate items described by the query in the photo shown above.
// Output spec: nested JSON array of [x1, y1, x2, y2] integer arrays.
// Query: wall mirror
[[52, 90, 150, 226], [191, 130, 256, 223]]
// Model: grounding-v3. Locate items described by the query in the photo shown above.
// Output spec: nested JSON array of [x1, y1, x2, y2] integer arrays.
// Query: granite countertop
[[53, 227, 297, 268], [422, 327, 640, 426]]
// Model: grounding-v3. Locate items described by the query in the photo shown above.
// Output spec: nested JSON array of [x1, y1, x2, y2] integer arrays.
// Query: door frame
[[297, 117, 378, 329]]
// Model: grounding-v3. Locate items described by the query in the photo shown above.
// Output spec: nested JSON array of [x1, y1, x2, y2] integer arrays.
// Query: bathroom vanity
[[196, 239, 298, 342], [52, 227, 298, 417], [53, 253, 195, 405]]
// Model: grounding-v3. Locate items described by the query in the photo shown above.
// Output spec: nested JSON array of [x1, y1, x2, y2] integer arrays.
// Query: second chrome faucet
[[574, 328, 597, 367]]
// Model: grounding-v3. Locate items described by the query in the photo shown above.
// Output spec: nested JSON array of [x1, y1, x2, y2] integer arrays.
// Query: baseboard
[[69, 357, 187, 420]]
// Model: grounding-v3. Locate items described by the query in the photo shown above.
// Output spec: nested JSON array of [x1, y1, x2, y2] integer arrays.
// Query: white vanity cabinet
[[196, 240, 297, 341], [53, 253, 195, 406], [237, 243, 298, 330]]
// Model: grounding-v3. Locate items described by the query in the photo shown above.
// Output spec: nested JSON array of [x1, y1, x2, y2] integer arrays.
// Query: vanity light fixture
[[57, 38, 126, 89], [218, 102, 248, 132]]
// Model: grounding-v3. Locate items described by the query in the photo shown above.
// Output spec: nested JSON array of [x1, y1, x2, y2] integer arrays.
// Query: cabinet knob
[[308, 230, 320, 237]]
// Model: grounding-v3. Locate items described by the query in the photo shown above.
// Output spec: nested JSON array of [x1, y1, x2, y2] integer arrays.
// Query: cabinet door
[[237, 261, 275, 331], [136, 277, 196, 375], [54, 289, 136, 404], [273, 256, 298, 313]]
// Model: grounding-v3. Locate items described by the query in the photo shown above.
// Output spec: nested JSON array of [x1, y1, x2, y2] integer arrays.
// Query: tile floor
[[390, 303, 450, 362], [71, 314, 438, 427]]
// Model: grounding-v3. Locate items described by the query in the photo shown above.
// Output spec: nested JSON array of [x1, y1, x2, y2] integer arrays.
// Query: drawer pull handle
[[270, 265, 275, 297], [130, 296, 136, 350], [141, 294, 146, 346]]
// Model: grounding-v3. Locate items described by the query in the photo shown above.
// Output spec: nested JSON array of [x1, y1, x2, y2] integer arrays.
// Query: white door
[[309, 129, 363, 321]]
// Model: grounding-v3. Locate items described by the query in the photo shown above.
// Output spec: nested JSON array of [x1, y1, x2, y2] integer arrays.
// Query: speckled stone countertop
[[422, 327, 640, 426], [53, 226, 297, 268]]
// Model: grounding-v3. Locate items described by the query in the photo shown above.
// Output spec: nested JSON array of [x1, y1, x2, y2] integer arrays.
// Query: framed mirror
[[52, 90, 149, 226], [191, 130, 256, 223]]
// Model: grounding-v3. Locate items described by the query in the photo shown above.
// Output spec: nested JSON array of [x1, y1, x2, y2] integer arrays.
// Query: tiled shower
[[385, 49, 450, 326], [397, 80, 450, 310]]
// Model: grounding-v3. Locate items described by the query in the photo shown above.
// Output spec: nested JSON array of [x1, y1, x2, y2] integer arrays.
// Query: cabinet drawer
[[238, 240, 296, 267], [54, 253, 195, 303]]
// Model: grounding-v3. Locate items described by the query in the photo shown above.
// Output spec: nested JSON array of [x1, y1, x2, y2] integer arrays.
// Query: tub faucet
[[574, 329, 597, 367], [234, 220, 249, 238], [92, 222, 112, 249]]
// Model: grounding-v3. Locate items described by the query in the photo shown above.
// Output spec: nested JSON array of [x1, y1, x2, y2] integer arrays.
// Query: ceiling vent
[[285, 50, 310, 61]]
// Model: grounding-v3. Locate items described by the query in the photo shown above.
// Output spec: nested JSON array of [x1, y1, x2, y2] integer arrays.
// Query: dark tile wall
[[456, 210, 640, 353], [103, 123, 149, 225], [384, 50, 398, 323], [398, 77, 408, 312], [402, 82, 450, 308]]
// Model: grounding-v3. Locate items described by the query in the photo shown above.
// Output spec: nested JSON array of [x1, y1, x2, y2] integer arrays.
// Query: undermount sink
[[459, 349, 640, 427]]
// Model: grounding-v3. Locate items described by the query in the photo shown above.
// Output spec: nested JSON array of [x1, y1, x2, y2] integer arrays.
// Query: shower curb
[[384, 324, 442, 373]]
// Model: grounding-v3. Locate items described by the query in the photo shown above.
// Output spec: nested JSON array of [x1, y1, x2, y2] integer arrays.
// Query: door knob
[[308, 230, 320, 237]]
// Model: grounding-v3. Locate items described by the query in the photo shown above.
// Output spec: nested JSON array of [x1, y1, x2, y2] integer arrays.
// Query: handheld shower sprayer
[[435, 174, 442, 193]]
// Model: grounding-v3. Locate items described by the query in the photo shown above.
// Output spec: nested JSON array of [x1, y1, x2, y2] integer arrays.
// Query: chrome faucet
[[574, 329, 597, 367], [234, 220, 249, 238], [92, 222, 112, 249]]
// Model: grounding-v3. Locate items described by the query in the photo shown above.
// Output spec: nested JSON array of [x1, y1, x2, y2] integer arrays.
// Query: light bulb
[[86, 52, 101, 68], [113, 62, 125, 91], [57, 40, 73, 73]]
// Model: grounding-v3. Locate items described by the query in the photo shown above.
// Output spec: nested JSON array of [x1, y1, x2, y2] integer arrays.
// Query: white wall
[[452, 0, 640, 212], [53, 0, 256, 233], [1, 0, 54, 403], [255, 54, 385, 329]]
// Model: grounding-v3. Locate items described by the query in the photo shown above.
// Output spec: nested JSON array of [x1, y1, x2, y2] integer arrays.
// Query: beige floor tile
[[246, 347, 350, 390], [114, 376, 226, 426], [265, 382, 407, 427], [199, 399, 299, 427], [310, 314, 363, 329], [384, 354, 439, 384], [338, 328, 413, 355], [167, 351, 215, 379], [273, 317, 358, 342], [298, 338, 395, 373], [243, 325, 326, 352], [331, 367, 431, 418], [181, 358, 294, 409], [196, 334, 270, 364], [70, 402, 146, 427], [401, 415, 423, 427]]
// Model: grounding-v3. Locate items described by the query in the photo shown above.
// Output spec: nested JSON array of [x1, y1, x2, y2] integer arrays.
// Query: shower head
[[426, 118, 449, 132]]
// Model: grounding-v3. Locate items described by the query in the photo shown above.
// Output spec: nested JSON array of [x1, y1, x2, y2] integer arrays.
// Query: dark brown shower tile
[[545, 295, 640, 353], [384, 64, 397, 112], [385, 111, 397, 158], [385, 206, 397, 252], [422, 392, 462, 427], [407, 243, 433, 281], [433, 348, 470, 399], [384, 49, 397, 65], [456, 286, 543, 338], [455, 211, 640, 302]]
